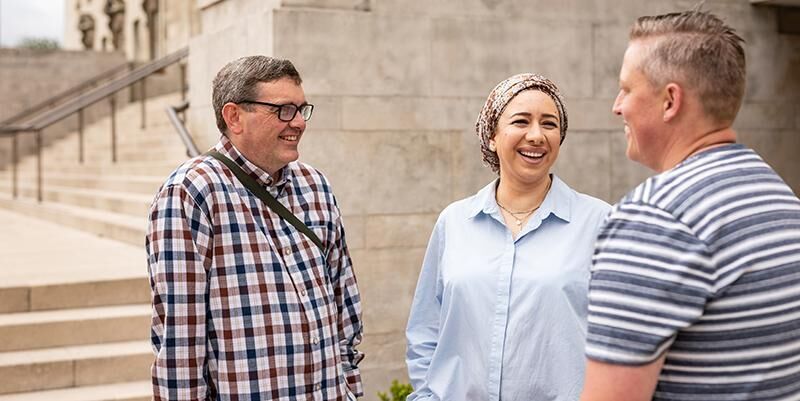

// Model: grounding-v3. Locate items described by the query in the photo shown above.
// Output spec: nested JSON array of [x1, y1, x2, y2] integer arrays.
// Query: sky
[[0, 0, 64, 47]]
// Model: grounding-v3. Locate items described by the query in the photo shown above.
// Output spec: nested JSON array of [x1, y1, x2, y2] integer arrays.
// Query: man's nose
[[612, 91, 623, 115]]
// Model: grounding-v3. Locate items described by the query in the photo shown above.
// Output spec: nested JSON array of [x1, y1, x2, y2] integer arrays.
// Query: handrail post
[[110, 95, 117, 163], [36, 130, 42, 203], [11, 134, 18, 199], [140, 77, 147, 129], [180, 62, 187, 101], [78, 108, 84, 164], [128, 61, 135, 103]]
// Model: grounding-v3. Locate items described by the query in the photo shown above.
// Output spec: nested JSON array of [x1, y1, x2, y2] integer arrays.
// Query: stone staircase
[[0, 92, 191, 247], [0, 91, 193, 400]]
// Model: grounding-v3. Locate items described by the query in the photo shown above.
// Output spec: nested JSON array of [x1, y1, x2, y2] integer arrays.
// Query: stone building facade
[[63, 0, 198, 61], [63, 0, 800, 399]]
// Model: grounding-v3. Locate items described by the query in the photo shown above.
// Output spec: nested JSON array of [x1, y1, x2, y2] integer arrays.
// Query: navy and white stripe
[[586, 144, 800, 401]]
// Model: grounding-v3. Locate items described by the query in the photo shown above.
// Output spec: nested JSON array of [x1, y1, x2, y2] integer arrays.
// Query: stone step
[[59, 140, 188, 158], [0, 277, 149, 314], [47, 130, 187, 152], [15, 146, 187, 167], [0, 195, 145, 247], [41, 174, 163, 195], [12, 185, 152, 218], [55, 111, 175, 134], [0, 341, 151, 395], [42, 136, 186, 154], [5, 91, 188, 164], [0, 304, 150, 352], [6, 160, 183, 177], [0, 381, 150, 401], [44, 127, 184, 150]]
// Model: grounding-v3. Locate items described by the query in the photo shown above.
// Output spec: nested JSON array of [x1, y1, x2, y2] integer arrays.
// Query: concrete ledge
[[0, 380, 150, 401], [0, 341, 151, 394], [0, 304, 150, 352], [0, 278, 148, 314]]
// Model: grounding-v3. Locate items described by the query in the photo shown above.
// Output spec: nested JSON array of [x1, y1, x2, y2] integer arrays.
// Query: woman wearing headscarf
[[405, 73, 611, 401]]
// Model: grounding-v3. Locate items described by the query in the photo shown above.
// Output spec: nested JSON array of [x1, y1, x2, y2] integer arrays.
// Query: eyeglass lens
[[278, 104, 313, 121]]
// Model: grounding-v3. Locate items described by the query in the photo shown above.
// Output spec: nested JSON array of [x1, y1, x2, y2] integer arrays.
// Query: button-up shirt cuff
[[345, 368, 364, 397]]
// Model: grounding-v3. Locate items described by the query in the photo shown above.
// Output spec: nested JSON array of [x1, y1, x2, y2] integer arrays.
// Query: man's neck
[[658, 126, 737, 172]]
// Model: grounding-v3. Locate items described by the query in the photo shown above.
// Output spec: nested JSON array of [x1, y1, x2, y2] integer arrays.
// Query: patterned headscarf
[[476, 73, 568, 173]]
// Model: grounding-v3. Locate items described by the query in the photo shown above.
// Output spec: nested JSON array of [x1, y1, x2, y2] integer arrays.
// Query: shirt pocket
[[305, 224, 336, 299]]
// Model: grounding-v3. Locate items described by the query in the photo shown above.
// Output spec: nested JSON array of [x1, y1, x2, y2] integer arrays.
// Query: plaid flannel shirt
[[146, 136, 364, 400]]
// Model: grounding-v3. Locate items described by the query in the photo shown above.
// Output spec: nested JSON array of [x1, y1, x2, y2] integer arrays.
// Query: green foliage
[[377, 380, 413, 401], [17, 37, 60, 50]]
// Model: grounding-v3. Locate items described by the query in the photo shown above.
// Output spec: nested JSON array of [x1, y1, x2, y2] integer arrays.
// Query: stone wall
[[0, 49, 126, 122], [0, 49, 126, 167], [186, 1, 800, 399]]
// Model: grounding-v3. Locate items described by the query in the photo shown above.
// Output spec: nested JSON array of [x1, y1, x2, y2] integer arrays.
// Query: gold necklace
[[496, 179, 552, 227], [496, 203, 539, 226]]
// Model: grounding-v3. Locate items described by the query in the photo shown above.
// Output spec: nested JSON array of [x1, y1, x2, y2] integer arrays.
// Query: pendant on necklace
[[515, 219, 522, 226]]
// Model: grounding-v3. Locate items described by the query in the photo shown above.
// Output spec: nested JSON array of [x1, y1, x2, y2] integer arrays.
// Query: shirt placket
[[486, 230, 516, 400], [270, 192, 328, 401]]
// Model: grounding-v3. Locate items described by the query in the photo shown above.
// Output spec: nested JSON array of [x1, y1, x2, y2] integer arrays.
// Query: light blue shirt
[[406, 176, 611, 401]]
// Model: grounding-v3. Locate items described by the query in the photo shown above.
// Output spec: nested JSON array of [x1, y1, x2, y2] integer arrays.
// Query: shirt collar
[[212, 135, 291, 188], [467, 175, 573, 223]]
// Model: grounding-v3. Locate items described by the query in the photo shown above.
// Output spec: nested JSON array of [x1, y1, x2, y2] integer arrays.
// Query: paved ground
[[0, 209, 146, 287]]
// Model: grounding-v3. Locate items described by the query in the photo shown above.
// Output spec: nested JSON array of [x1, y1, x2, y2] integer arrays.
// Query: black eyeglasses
[[238, 100, 314, 122]]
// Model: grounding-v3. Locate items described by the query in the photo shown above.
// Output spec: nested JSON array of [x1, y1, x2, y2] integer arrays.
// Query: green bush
[[17, 37, 60, 50], [377, 380, 413, 401]]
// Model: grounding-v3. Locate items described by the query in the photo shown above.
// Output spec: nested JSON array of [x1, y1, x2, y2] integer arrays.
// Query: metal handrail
[[0, 61, 132, 127], [0, 47, 188, 134], [166, 101, 200, 158], [1, 46, 189, 202]]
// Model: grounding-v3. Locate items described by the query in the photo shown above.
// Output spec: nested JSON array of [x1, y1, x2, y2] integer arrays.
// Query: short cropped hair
[[212, 56, 302, 134], [630, 9, 746, 124]]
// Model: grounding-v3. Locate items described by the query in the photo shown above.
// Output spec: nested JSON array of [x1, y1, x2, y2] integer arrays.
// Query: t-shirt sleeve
[[585, 201, 714, 365]]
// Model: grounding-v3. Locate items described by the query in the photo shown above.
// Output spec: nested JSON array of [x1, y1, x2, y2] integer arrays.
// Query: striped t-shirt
[[586, 144, 800, 400]]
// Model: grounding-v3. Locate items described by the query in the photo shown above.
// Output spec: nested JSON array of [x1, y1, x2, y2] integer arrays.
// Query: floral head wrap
[[476, 73, 568, 173]]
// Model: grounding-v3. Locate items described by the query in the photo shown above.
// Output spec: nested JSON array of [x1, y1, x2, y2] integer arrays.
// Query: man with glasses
[[146, 56, 364, 401]]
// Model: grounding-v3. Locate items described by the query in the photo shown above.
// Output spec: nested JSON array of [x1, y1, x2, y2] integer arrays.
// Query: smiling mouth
[[280, 135, 299, 142], [518, 150, 545, 160]]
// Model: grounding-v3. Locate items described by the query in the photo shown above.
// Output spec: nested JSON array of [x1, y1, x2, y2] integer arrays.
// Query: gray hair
[[212, 55, 302, 134], [630, 9, 746, 125], [476, 73, 568, 174]]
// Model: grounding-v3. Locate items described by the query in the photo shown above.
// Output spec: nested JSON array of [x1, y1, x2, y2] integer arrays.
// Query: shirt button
[[300, 289, 307, 296], [314, 383, 321, 391], [283, 247, 291, 256], [311, 335, 319, 345]]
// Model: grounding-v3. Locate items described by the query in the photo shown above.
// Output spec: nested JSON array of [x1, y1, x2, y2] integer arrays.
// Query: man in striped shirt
[[147, 56, 363, 400], [580, 9, 800, 401]]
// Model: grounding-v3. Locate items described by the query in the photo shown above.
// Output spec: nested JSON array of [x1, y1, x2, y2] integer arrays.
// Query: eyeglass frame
[[237, 100, 314, 122]]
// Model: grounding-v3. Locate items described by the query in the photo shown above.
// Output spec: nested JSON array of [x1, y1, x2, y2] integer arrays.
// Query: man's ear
[[663, 83, 682, 122], [222, 103, 244, 135]]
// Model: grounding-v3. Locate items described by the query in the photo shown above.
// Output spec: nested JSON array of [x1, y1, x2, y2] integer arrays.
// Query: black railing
[[0, 47, 189, 202]]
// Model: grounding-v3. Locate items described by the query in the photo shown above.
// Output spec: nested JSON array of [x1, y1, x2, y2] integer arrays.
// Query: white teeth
[[283, 135, 298, 141], [520, 151, 544, 158]]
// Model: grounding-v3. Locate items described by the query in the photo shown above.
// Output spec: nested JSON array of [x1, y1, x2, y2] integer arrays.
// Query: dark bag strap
[[205, 150, 325, 254]]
